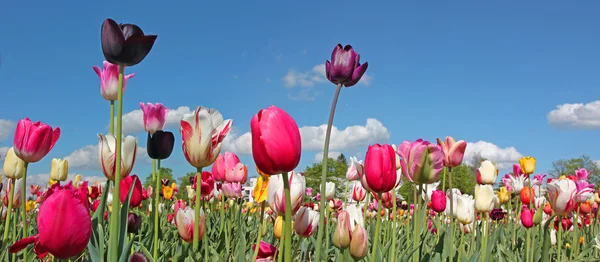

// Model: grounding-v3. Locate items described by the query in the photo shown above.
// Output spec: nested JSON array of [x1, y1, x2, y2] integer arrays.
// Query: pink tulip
[[139, 102, 168, 134], [267, 171, 306, 216], [520, 206, 534, 228], [576, 168, 589, 181], [346, 157, 363, 181], [294, 206, 319, 238], [315, 193, 321, 201], [251, 106, 301, 175], [221, 182, 243, 199], [212, 152, 248, 183], [29, 185, 41, 195], [120, 174, 145, 207], [513, 164, 523, 177], [436, 136, 467, 168], [352, 183, 366, 202], [10, 182, 91, 259], [431, 190, 446, 213], [92, 61, 135, 101], [397, 139, 444, 184], [175, 206, 205, 243], [305, 187, 313, 196], [192, 171, 215, 198], [13, 118, 60, 163], [363, 144, 397, 193], [252, 241, 278, 262]]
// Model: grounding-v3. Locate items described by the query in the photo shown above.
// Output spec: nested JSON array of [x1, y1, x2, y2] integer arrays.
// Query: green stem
[[152, 159, 160, 259], [203, 197, 208, 262], [221, 193, 229, 253], [390, 192, 397, 262], [557, 216, 562, 262], [21, 162, 28, 262], [281, 172, 293, 262], [363, 193, 370, 223], [314, 83, 343, 261], [447, 167, 454, 258], [2, 179, 15, 243], [573, 205, 580, 259], [252, 202, 267, 262], [193, 167, 203, 250], [109, 100, 115, 134], [324, 208, 330, 260], [278, 229, 284, 262], [109, 64, 125, 262], [12, 210, 17, 262], [370, 193, 383, 262]]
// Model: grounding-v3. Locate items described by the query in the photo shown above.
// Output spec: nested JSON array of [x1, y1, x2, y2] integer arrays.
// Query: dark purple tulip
[[101, 18, 157, 67], [127, 212, 142, 234], [161, 179, 170, 186], [490, 208, 506, 221], [147, 131, 175, 160], [130, 252, 150, 262], [325, 44, 368, 87]]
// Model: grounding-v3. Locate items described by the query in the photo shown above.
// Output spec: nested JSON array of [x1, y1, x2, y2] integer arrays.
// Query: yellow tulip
[[244, 202, 254, 209], [518, 156, 536, 175], [48, 179, 58, 186], [274, 216, 284, 239], [25, 200, 36, 212], [50, 158, 69, 181], [497, 187, 511, 204], [253, 170, 269, 203], [73, 174, 82, 186], [3, 147, 26, 179], [162, 185, 174, 200], [559, 175, 567, 180]]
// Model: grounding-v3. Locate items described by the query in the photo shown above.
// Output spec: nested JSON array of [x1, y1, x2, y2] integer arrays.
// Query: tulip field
[[2, 18, 600, 262]]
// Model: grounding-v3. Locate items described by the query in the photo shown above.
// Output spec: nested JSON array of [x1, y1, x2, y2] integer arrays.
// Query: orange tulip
[[520, 186, 535, 205]]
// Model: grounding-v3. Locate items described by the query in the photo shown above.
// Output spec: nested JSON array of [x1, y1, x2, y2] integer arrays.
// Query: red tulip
[[251, 106, 301, 175], [120, 174, 144, 207], [192, 171, 215, 197], [363, 144, 397, 193], [13, 118, 60, 163], [431, 190, 446, 213], [252, 241, 278, 261], [10, 182, 91, 259]]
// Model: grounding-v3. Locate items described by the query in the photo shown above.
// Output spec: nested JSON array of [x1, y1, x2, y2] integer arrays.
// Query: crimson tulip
[[120, 174, 145, 207], [363, 144, 397, 193]]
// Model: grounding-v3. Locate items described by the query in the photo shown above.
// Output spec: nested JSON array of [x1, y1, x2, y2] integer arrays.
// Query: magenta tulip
[[436, 136, 467, 168], [251, 106, 301, 175], [13, 118, 60, 163], [10, 182, 91, 259], [363, 144, 397, 194], [140, 102, 168, 134], [120, 174, 145, 207], [93, 61, 135, 101], [431, 190, 446, 213], [325, 44, 369, 87], [521, 206, 534, 228], [397, 139, 444, 184]]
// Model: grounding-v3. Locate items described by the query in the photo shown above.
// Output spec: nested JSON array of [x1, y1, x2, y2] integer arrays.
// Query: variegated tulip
[[50, 158, 68, 181], [352, 182, 366, 202], [175, 207, 205, 243], [397, 139, 444, 184], [267, 171, 306, 216], [547, 178, 577, 216], [3, 147, 26, 179], [346, 157, 363, 181], [180, 107, 232, 168], [98, 133, 138, 181], [294, 206, 319, 238]]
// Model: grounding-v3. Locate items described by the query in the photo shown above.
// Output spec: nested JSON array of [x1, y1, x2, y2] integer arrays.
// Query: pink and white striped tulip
[[267, 171, 306, 216], [139, 102, 168, 134], [180, 107, 232, 168], [221, 182, 243, 199], [175, 206, 205, 243], [352, 182, 366, 202], [98, 133, 138, 181], [294, 206, 319, 238], [346, 157, 363, 181], [547, 178, 577, 216], [92, 61, 135, 101]]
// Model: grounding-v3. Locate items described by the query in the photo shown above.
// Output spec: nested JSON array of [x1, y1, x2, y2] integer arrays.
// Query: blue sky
[[1, 1, 600, 186]]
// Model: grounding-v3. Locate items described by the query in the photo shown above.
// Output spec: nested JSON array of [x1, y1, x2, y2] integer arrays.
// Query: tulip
[[349, 224, 368, 259], [474, 185, 499, 213], [120, 175, 144, 207], [10, 182, 91, 259], [502, 173, 526, 193], [490, 209, 506, 221], [455, 194, 475, 225], [520, 186, 535, 205], [580, 201, 592, 214], [49, 158, 68, 182], [574, 180, 595, 203], [212, 152, 247, 183], [130, 252, 151, 262], [3, 147, 26, 179], [253, 170, 269, 203], [101, 18, 157, 66], [576, 168, 589, 181], [252, 241, 278, 262], [305, 187, 313, 196], [25, 200, 36, 212], [346, 157, 363, 181], [497, 187, 510, 204], [147, 131, 175, 160], [93, 61, 135, 101], [175, 206, 205, 243], [532, 174, 547, 187], [98, 133, 138, 181], [162, 184, 175, 200], [273, 216, 284, 239], [4, 178, 23, 209], [521, 206, 534, 228], [436, 136, 467, 168], [352, 183, 366, 202], [547, 179, 577, 216], [180, 107, 232, 168], [325, 44, 369, 87], [431, 190, 446, 213], [519, 156, 536, 175], [544, 202, 553, 215], [267, 171, 305, 216], [251, 106, 301, 175], [332, 210, 351, 248], [186, 185, 195, 200], [324, 182, 335, 200], [513, 164, 523, 177], [363, 144, 397, 193], [127, 213, 141, 234], [476, 160, 498, 185], [29, 184, 40, 195], [139, 102, 168, 134], [221, 182, 243, 199], [397, 139, 444, 185], [13, 118, 60, 163], [294, 206, 319, 238]]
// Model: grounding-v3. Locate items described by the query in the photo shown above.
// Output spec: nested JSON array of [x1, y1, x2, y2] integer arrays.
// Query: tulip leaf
[[139, 244, 155, 262], [117, 179, 137, 261], [118, 238, 134, 262], [541, 214, 556, 260], [87, 241, 101, 262]]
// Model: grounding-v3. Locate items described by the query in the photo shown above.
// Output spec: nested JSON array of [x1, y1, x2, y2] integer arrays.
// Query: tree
[[549, 155, 600, 184], [398, 164, 477, 202], [303, 156, 349, 198], [177, 172, 197, 201], [144, 167, 175, 189]]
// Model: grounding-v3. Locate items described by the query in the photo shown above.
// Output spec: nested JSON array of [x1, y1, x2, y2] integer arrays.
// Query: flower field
[[1, 18, 600, 262]]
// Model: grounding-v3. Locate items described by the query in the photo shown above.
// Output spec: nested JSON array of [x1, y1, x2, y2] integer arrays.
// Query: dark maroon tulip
[[325, 44, 368, 87], [147, 131, 175, 160], [490, 208, 506, 221], [101, 18, 157, 67], [130, 252, 150, 262], [127, 213, 141, 234]]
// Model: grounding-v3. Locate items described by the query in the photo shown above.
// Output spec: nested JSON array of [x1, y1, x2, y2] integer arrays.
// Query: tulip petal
[[101, 19, 126, 64]]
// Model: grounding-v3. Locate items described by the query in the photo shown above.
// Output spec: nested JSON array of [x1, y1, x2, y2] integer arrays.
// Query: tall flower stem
[[21, 162, 29, 262], [193, 167, 203, 250], [447, 167, 454, 255], [363, 193, 370, 223], [557, 215, 562, 261], [221, 195, 230, 252], [152, 159, 161, 259], [109, 100, 115, 134], [390, 192, 397, 262], [109, 65, 125, 262], [252, 201, 267, 262], [281, 172, 293, 262], [315, 83, 343, 261], [2, 178, 15, 243], [203, 197, 208, 262], [370, 193, 383, 262]]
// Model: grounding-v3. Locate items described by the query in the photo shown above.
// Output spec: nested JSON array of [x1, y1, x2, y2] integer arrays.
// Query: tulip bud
[[50, 158, 68, 181], [274, 216, 283, 239], [325, 182, 335, 200], [127, 213, 141, 234], [518, 156, 536, 175], [147, 131, 175, 160], [521, 207, 534, 228], [3, 147, 26, 179], [349, 224, 368, 259], [332, 211, 351, 249], [532, 207, 543, 226], [130, 252, 150, 262]]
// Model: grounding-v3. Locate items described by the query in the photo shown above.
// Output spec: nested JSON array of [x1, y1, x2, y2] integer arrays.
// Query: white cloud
[[0, 146, 9, 161], [220, 118, 390, 156], [26, 173, 106, 187], [547, 101, 600, 129], [0, 119, 15, 142], [282, 64, 371, 89], [64, 144, 148, 170], [464, 141, 523, 169], [314, 151, 342, 162], [120, 106, 193, 135]]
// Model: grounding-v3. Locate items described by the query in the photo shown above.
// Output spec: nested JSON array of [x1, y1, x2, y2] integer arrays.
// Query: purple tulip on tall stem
[[314, 44, 368, 261]]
